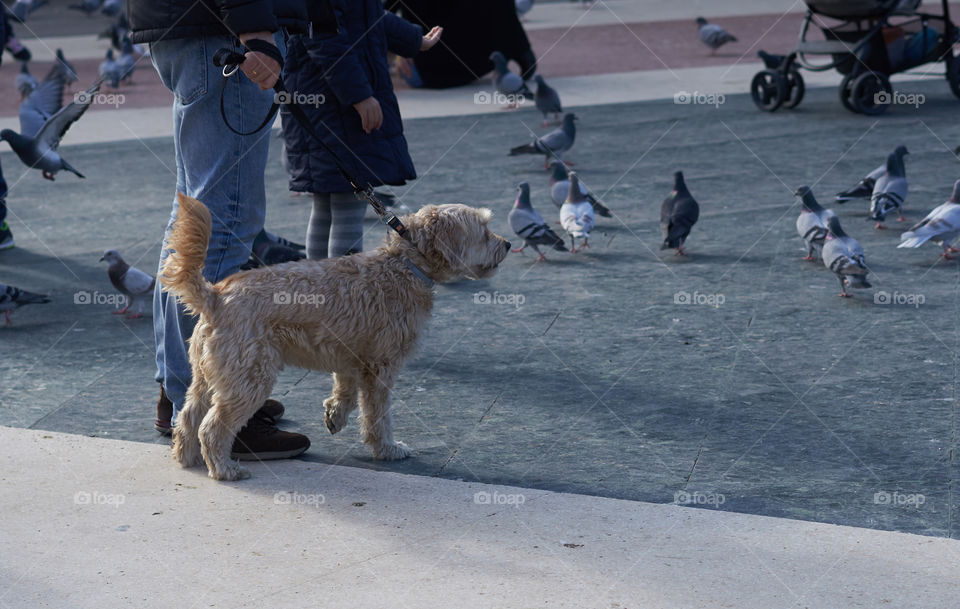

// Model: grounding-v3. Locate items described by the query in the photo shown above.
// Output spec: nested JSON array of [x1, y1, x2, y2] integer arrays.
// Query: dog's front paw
[[323, 397, 352, 435], [210, 463, 251, 481], [373, 441, 411, 461]]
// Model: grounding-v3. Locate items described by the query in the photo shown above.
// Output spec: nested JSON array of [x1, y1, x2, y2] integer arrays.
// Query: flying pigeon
[[660, 171, 700, 255], [696, 17, 737, 53], [489, 51, 531, 108], [100, 250, 155, 318], [17, 64, 68, 139], [99, 49, 122, 88], [534, 74, 562, 126], [0, 282, 50, 326], [560, 173, 595, 252], [116, 36, 136, 83], [15, 63, 38, 99], [100, 0, 121, 17], [509, 112, 577, 168], [548, 161, 611, 217], [509, 182, 566, 260], [898, 179, 960, 259], [870, 149, 909, 229], [1, 79, 100, 180], [822, 217, 870, 297], [795, 186, 837, 261], [516, 0, 534, 17], [69, 0, 103, 15], [836, 145, 908, 202]]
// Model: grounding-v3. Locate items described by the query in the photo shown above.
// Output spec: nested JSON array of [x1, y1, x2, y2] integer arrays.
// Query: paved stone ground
[[3, 78, 960, 538]]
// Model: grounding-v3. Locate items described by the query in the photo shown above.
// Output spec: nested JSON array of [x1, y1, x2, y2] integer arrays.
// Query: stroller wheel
[[839, 73, 858, 113], [946, 52, 960, 101], [750, 69, 786, 112], [781, 70, 805, 109], [848, 72, 892, 115]]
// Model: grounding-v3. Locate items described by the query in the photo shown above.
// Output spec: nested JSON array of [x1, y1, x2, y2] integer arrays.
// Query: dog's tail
[[161, 193, 216, 318]]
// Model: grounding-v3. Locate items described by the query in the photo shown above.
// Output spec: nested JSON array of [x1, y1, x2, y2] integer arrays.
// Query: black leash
[[212, 40, 412, 243]]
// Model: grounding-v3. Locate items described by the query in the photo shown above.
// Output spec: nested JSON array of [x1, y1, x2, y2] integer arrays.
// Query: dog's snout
[[503, 240, 511, 251]]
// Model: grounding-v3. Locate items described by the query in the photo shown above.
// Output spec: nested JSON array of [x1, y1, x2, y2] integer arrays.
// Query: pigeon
[[15, 63, 38, 99], [549, 161, 611, 217], [696, 17, 737, 53], [898, 179, 960, 259], [100, 250, 155, 318], [509, 182, 566, 260], [489, 51, 531, 108], [116, 36, 136, 83], [9, 0, 45, 23], [99, 49, 122, 88], [100, 0, 121, 17], [48, 49, 78, 87], [795, 186, 837, 261], [2, 80, 100, 180], [660, 171, 700, 255], [836, 144, 908, 202], [0, 282, 50, 326], [822, 217, 871, 297], [560, 173, 595, 252], [509, 112, 577, 168], [69, 0, 103, 15], [870, 149, 909, 229], [516, 0, 534, 17], [534, 74, 562, 126], [17, 65, 68, 139], [99, 14, 130, 52]]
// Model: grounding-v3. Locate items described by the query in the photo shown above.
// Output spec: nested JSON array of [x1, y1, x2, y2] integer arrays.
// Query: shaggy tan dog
[[162, 193, 510, 481]]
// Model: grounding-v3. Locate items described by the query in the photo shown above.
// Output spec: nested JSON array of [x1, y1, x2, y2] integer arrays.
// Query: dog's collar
[[403, 258, 434, 288]]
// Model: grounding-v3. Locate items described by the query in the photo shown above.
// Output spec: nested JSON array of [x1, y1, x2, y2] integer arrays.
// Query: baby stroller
[[751, 0, 960, 114]]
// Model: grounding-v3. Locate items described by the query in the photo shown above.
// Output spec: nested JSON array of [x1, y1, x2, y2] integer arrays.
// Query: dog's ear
[[476, 207, 493, 223], [408, 205, 463, 277]]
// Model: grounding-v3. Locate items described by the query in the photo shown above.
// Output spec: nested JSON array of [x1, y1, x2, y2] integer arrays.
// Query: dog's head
[[402, 204, 510, 282]]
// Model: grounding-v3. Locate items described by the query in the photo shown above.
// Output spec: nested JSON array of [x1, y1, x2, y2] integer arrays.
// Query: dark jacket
[[124, 0, 312, 44], [282, 0, 422, 194]]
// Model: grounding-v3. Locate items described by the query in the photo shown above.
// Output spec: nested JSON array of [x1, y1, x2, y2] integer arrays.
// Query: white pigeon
[[795, 186, 837, 261], [0, 282, 50, 326], [898, 179, 960, 259], [836, 145, 908, 202], [870, 149, 908, 229], [822, 217, 871, 298], [559, 172, 595, 253], [549, 161, 611, 217], [99, 250, 156, 318], [696, 17, 737, 53]]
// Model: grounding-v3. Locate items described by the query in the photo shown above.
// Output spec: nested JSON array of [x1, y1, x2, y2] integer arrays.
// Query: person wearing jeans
[[127, 0, 317, 459]]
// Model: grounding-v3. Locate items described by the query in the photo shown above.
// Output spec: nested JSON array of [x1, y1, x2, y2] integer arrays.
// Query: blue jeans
[[150, 34, 277, 420]]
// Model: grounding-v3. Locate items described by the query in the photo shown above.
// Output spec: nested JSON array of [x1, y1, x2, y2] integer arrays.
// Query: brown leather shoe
[[231, 411, 310, 461], [155, 386, 173, 436]]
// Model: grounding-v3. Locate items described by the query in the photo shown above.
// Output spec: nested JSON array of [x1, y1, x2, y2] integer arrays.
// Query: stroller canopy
[[805, 0, 920, 19]]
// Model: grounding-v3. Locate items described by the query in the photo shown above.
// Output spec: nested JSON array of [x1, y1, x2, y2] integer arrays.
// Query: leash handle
[[213, 42, 285, 136]]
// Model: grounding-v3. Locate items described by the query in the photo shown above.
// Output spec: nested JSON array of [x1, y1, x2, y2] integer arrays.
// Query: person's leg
[[327, 192, 365, 257], [0, 166, 11, 250], [306, 193, 332, 260]]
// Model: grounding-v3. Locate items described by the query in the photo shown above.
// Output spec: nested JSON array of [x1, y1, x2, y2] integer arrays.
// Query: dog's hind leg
[[324, 371, 358, 434], [357, 366, 411, 461], [172, 326, 212, 468]]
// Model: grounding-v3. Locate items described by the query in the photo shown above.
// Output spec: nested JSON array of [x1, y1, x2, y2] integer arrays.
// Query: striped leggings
[[307, 192, 366, 259]]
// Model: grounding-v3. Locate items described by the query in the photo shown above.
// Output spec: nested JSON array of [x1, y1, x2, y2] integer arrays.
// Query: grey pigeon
[[509, 182, 566, 260], [69, 0, 103, 15], [660, 171, 700, 255], [795, 186, 837, 261], [822, 217, 870, 297], [99, 49, 122, 88], [534, 74, 562, 126], [100, 250, 155, 318], [870, 149, 909, 228], [560, 173, 595, 252], [15, 62, 38, 99], [548, 160, 611, 217], [898, 179, 960, 259], [696, 17, 737, 53], [100, 0, 121, 17], [489, 51, 531, 107], [10, 0, 45, 23], [1, 80, 100, 180], [516, 0, 533, 17], [17, 64, 67, 139], [116, 36, 136, 83], [99, 15, 130, 52], [837, 144, 908, 202], [46, 49, 78, 87], [0, 282, 49, 326], [510, 112, 577, 168]]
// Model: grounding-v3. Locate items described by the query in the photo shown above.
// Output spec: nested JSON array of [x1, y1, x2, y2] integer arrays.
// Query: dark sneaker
[[835, 178, 874, 203], [231, 411, 310, 461], [155, 386, 173, 436], [0, 222, 14, 250]]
